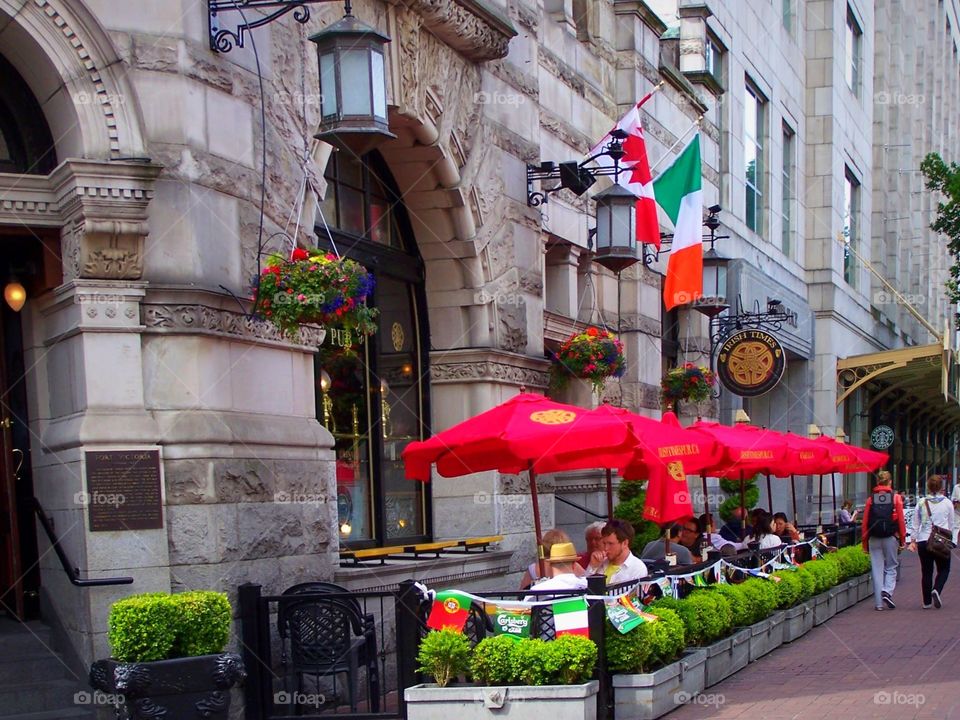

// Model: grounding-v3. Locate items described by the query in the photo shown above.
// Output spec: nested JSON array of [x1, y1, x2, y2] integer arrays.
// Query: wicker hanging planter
[[549, 327, 626, 395], [660, 363, 715, 407]]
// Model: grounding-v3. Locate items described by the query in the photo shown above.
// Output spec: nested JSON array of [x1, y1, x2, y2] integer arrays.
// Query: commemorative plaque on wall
[[717, 330, 787, 397], [84, 449, 163, 532]]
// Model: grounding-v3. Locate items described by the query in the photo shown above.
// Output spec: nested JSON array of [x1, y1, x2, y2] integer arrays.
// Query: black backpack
[[868, 491, 897, 538]]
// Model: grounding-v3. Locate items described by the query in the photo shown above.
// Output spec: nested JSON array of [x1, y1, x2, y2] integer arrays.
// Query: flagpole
[[649, 115, 704, 175], [635, 80, 666, 109]]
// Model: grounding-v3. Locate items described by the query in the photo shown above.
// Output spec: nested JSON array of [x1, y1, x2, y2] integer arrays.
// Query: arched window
[[315, 150, 430, 547], [0, 54, 56, 175]]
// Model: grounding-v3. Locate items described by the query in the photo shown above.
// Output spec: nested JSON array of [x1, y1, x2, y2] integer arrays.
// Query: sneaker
[[932, 589, 942, 608], [875, 606, 885, 611], [922, 603, 933, 609], [883, 591, 896, 609]]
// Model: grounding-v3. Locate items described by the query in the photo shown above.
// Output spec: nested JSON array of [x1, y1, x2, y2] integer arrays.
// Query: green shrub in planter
[[804, 559, 839, 592], [771, 571, 802, 609], [544, 635, 598, 685], [605, 606, 685, 674], [739, 579, 777, 623], [511, 638, 552, 686], [713, 584, 753, 628], [107, 591, 232, 663], [108, 593, 179, 662], [653, 591, 731, 646], [793, 566, 816, 600], [417, 629, 471, 687], [470, 635, 517, 685]]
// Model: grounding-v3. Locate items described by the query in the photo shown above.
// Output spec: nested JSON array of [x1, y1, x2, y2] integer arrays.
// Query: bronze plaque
[[84, 450, 163, 532]]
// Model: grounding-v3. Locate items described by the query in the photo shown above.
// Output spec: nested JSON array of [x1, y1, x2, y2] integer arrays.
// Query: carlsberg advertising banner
[[487, 605, 532, 641]]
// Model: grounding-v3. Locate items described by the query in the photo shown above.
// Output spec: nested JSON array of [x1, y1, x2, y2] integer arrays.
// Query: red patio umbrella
[[810, 436, 888, 524], [402, 393, 638, 575]]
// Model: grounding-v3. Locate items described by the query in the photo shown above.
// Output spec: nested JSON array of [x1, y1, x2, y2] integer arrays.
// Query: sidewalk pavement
[[668, 549, 960, 719]]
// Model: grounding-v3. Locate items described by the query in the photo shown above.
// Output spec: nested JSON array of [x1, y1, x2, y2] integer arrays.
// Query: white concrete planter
[[857, 574, 873, 602], [747, 611, 784, 662], [840, 578, 860, 610], [405, 681, 600, 720], [782, 601, 813, 643], [812, 588, 838, 625], [612, 649, 706, 720], [703, 628, 749, 687]]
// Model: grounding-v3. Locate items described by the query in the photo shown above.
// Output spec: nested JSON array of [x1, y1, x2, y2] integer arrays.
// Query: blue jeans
[[869, 536, 900, 607]]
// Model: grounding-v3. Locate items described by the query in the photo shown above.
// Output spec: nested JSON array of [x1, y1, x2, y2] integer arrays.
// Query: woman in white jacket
[[909, 475, 955, 609]]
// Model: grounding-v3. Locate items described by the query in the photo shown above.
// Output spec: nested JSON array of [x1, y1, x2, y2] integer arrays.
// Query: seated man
[[641, 523, 694, 566], [720, 507, 750, 542], [700, 512, 744, 552], [585, 519, 648, 584], [772, 512, 801, 542], [525, 542, 588, 600]]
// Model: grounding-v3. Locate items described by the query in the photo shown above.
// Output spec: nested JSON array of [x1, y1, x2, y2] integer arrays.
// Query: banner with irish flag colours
[[654, 134, 703, 310], [552, 597, 590, 637]]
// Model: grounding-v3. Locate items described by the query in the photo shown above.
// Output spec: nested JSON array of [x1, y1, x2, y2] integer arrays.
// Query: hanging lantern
[[693, 246, 729, 317], [592, 184, 640, 272], [310, 8, 396, 156], [3, 281, 26, 312]]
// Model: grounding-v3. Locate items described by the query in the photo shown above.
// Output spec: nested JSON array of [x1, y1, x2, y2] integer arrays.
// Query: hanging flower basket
[[550, 327, 626, 394], [252, 248, 379, 338], [661, 363, 715, 405]]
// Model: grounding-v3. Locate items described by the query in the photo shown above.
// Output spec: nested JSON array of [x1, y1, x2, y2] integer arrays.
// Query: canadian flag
[[588, 94, 662, 249]]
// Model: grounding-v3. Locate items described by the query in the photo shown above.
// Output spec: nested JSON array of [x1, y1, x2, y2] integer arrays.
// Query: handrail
[[32, 497, 133, 587], [554, 494, 608, 519]]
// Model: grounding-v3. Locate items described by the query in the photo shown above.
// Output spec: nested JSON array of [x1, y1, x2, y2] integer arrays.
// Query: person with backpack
[[861, 470, 907, 610], [908, 475, 954, 609]]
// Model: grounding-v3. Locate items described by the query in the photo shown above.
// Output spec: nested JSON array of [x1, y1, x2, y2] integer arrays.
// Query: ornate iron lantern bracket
[[208, 0, 349, 53]]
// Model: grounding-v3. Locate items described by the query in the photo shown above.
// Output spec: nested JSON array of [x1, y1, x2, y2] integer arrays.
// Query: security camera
[[708, 204, 721, 214]]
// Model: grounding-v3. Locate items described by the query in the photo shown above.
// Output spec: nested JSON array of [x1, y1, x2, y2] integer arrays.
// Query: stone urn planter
[[782, 601, 814, 643], [405, 681, 600, 720], [90, 653, 245, 720], [703, 628, 749, 687], [612, 648, 706, 720], [812, 588, 838, 626]]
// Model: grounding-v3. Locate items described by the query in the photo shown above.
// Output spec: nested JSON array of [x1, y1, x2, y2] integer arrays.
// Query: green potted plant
[[405, 631, 600, 720], [89, 591, 245, 719], [549, 327, 626, 395], [607, 605, 704, 720], [252, 247, 379, 338]]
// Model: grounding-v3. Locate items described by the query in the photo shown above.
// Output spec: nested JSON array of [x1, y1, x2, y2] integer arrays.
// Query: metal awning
[[836, 343, 960, 426]]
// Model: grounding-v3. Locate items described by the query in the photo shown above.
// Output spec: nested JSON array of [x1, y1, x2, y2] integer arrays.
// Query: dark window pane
[[338, 186, 365, 236]]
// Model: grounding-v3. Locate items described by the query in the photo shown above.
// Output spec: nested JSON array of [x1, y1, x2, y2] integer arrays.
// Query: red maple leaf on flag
[[623, 131, 652, 186]]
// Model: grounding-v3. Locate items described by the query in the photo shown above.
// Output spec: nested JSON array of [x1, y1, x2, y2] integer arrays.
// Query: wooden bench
[[339, 545, 406, 566], [453, 535, 504, 553]]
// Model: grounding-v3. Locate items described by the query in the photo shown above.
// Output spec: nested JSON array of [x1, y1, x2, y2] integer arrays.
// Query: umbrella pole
[[831, 473, 838, 524], [739, 472, 746, 541], [606, 468, 614, 519], [766, 473, 773, 514], [817, 474, 824, 532], [791, 474, 799, 526], [529, 465, 547, 579], [701, 474, 710, 529]]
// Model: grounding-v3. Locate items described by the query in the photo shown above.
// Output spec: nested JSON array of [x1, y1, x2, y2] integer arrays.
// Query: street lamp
[[593, 184, 640, 272], [207, 1, 395, 154], [694, 246, 729, 317]]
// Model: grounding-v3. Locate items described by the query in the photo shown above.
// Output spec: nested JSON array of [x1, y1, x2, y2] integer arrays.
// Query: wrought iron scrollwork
[[208, 1, 317, 53]]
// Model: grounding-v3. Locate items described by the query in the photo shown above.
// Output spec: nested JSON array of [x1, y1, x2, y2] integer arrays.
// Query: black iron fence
[[239, 539, 841, 720]]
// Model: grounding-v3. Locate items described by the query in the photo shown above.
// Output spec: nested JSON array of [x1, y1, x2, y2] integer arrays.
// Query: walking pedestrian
[[909, 475, 954, 609], [861, 470, 906, 610], [951, 481, 960, 545]]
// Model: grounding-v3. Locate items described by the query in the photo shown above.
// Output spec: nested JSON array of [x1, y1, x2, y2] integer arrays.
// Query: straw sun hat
[[545, 542, 579, 563]]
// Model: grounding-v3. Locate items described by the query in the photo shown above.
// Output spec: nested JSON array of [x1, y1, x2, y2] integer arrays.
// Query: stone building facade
[[0, 0, 957, 697]]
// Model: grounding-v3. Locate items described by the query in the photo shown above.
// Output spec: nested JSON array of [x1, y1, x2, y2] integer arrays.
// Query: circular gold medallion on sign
[[530, 409, 576, 425], [717, 330, 786, 397], [391, 322, 404, 352]]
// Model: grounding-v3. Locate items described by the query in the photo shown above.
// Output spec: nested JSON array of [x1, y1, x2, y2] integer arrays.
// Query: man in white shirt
[[586, 519, 648, 585], [525, 542, 588, 600]]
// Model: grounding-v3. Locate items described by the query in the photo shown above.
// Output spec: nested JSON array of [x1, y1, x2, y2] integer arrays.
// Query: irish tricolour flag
[[654, 134, 703, 310], [552, 597, 590, 637]]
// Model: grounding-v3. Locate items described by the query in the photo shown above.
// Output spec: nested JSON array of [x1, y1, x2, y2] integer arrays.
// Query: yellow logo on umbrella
[[666, 461, 685, 482], [530, 410, 576, 425]]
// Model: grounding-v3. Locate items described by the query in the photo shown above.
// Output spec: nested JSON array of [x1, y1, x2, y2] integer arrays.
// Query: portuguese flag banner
[[552, 597, 590, 637], [426, 590, 471, 631]]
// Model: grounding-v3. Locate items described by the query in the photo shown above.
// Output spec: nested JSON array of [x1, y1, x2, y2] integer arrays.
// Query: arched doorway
[[315, 150, 431, 548], [0, 51, 59, 619]]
